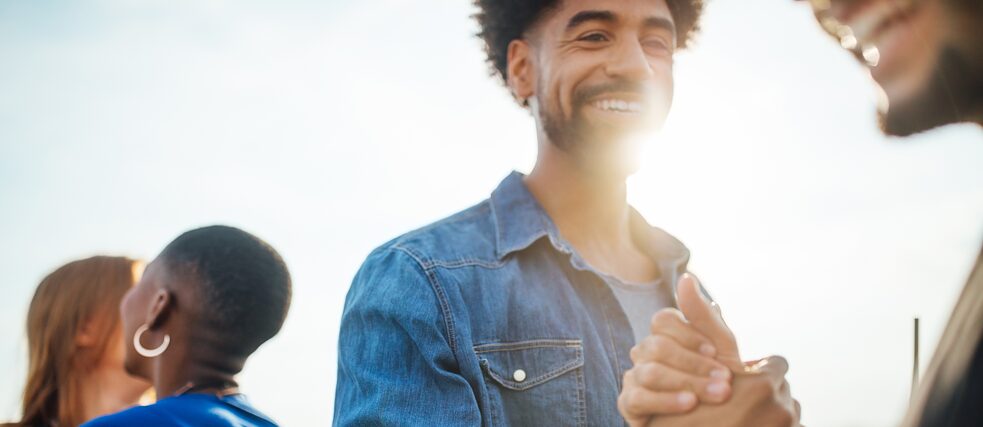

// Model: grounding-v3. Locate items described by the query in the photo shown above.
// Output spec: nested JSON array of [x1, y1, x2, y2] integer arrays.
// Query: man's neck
[[525, 146, 658, 283], [526, 158, 629, 244]]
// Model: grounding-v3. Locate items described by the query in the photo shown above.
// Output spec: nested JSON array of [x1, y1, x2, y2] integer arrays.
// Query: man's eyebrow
[[566, 11, 677, 37], [643, 16, 676, 35], [566, 10, 616, 31]]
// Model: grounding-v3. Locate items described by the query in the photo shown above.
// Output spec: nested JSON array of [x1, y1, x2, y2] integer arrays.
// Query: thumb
[[676, 273, 742, 371]]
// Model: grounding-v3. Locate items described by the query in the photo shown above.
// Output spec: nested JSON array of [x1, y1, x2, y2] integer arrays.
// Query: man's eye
[[643, 39, 671, 53], [579, 33, 609, 42]]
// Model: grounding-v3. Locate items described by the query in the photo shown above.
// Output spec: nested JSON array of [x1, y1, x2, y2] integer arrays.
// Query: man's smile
[[833, 0, 931, 84], [591, 98, 644, 114]]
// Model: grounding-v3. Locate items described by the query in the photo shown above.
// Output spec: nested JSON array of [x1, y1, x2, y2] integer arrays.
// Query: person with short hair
[[81, 225, 292, 427], [333, 0, 798, 425]]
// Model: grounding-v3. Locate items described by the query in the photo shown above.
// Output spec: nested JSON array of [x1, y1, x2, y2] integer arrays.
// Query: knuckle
[[648, 335, 671, 358], [649, 345, 668, 361], [652, 309, 679, 327], [617, 391, 630, 413], [639, 336, 657, 353], [623, 389, 645, 412], [644, 335, 665, 360], [636, 362, 662, 384], [618, 396, 635, 417], [648, 334, 667, 347]]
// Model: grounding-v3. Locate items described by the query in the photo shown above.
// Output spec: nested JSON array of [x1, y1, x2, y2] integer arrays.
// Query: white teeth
[[846, 0, 906, 47], [594, 99, 642, 113]]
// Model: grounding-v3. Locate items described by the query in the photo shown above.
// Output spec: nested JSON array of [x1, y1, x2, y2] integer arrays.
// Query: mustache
[[572, 80, 654, 107]]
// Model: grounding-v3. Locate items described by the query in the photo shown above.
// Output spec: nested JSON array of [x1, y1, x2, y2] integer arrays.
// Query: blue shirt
[[81, 393, 277, 427], [334, 171, 690, 426]]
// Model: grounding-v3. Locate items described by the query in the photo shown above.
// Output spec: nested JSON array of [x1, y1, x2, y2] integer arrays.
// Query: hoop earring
[[133, 323, 170, 358]]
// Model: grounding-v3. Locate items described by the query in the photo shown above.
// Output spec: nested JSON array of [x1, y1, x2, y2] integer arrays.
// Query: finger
[[779, 383, 800, 426], [676, 273, 742, 370], [746, 356, 791, 394], [633, 360, 732, 404], [753, 355, 790, 378], [778, 377, 799, 423], [649, 308, 718, 357], [634, 334, 731, 380], [619, 372, 652, 427], [619, 372, 698, 417]]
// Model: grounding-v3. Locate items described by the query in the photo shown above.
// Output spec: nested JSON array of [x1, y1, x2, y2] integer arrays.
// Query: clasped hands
[[618, 274, 802, 427]]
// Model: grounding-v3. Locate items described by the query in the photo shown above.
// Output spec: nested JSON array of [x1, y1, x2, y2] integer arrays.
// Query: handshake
[[618, 274, 803, 427]]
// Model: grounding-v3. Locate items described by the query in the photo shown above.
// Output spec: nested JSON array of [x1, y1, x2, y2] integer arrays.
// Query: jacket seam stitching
[[473, 340, 582, 353], [424, 257, 507, 270], [392, 244, 461, 360]]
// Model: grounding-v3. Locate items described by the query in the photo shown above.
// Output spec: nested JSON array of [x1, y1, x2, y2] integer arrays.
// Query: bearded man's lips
[[591, 98, 644, 114], [576, 92, 661, 130]]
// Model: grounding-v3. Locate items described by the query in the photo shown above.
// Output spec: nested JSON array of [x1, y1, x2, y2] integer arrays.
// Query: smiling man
[[802, 0, 983, 425], [331, 0, 768, 425], [810, 0, 983, 136], [620, 0, 983, 426]]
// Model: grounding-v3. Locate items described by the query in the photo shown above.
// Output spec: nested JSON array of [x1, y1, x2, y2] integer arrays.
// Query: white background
[[1, 0, 982, 426]]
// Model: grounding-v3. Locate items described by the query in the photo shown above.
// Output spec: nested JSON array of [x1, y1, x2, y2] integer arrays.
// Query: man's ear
[[145, 289, 173, 330], [506, 39, 536, 103]]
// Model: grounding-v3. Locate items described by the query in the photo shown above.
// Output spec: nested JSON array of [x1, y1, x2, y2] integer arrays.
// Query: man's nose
[[604, 39, 656, 81]]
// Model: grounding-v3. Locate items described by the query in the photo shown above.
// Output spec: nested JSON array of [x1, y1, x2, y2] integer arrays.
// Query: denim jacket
[[335, 172, 690, 426]]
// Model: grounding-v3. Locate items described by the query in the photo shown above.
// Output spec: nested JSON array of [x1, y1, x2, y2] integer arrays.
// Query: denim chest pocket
[[475, 339, 586, 427]]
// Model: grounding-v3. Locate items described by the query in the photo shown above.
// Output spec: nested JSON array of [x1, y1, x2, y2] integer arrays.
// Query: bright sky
[[1, 0, 982, 426]]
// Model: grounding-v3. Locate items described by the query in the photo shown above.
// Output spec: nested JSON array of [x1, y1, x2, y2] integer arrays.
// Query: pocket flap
[[475, 339, 584, 391]]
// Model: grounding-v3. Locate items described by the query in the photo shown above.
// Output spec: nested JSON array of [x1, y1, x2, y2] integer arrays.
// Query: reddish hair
[[17, 256, 138, 427]]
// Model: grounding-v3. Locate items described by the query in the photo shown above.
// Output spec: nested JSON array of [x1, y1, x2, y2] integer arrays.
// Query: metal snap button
[[513, 369, 527, 382]]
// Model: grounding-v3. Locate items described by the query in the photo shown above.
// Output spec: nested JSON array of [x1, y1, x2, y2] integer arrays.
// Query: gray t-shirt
[[600, 273, 676, 345]]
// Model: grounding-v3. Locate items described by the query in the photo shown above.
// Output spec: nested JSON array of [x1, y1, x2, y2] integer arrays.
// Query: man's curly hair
[[474, 0, 704, 84]]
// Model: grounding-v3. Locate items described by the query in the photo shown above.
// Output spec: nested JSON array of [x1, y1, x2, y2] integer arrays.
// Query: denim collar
[[489, 171, 690, 279], [490, 171, 562, 259]]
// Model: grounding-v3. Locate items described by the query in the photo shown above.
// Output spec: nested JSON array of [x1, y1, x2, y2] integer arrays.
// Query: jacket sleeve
[[333, 246, 480, 426]]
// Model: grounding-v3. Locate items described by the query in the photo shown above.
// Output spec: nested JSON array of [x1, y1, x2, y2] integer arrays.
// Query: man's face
[[811, 0, 983, 135], [522, 0, 676, 175]]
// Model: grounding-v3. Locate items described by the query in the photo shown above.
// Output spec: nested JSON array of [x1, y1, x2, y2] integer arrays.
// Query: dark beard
[[881, 47, 983, 136], [539, 96, 590, 152], [538, 79, 653, 151]]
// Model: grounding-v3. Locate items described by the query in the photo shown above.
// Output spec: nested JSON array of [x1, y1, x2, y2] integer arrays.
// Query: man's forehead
[[548, 0, 674, 27]]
